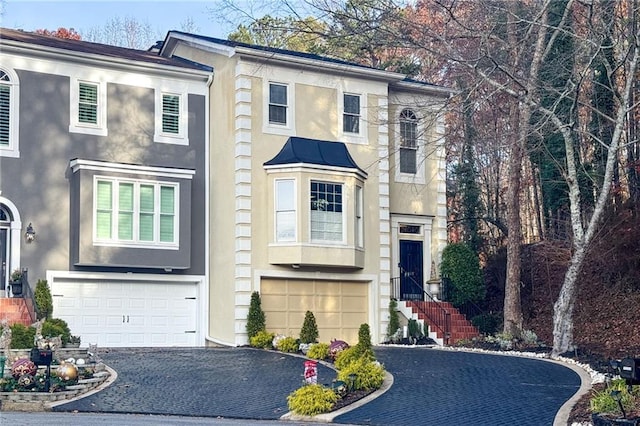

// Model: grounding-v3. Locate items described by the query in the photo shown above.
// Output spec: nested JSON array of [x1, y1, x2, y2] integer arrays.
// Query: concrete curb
[[47, 364, 118, 409]]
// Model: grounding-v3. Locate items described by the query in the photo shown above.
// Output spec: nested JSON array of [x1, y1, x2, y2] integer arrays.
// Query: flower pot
[[10, 281, 23, 297]]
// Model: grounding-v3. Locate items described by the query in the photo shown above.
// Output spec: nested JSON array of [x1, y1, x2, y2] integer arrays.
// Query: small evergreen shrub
[[387, 299, 400, 341], [440, 242, 485, 306], [471, 312, 501, 335], [246, 291, 266, 339], [250, 330, 275, 349], [34, 279, 53, 320], [276, 336, 299, 353], [335, 346, 359, 370], [9, 323, 36, 349], [43, 318, 72, 345], [307, 343, 330, 360], [287, 384, 338, 416], [337, 357, 385, 391], [299, 311, 319, 344], [407, 319, 423, 340], [353, 323, 373, 359]]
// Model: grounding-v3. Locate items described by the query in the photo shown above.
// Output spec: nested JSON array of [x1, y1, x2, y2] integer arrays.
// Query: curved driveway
[[53, 346, 581, 425]]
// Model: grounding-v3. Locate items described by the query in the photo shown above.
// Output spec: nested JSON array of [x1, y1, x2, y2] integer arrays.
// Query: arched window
[[399, 109, 418, 174], [0, 68, 19, 156]]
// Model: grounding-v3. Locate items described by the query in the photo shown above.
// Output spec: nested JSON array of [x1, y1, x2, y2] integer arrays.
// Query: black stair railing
[[391, 274, 451, 345]]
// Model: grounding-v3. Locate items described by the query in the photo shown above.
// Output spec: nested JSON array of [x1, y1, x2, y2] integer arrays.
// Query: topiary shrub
[[337, 357, 385, 391], [287, 384, 338, 415], [353, 323, 373, 359], [34, 279, 53, 320], [246, 291, 266, 340], [250, 330, 275, 349], [407, 319, 423, 342], [276, 336, 299, 353], [387, 299, 400, 341], [307, 343, 330, 360], [43, 318, 72, 345], [299, 311, 319, 344], [440, 242, 485, 307], [10, 323, 36, 349]]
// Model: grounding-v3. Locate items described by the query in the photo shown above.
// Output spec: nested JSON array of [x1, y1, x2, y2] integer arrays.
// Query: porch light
[[25, 223, 35, 243]]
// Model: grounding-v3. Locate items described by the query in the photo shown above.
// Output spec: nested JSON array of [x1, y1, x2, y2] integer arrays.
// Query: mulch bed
[[332, 388, 376, 412]]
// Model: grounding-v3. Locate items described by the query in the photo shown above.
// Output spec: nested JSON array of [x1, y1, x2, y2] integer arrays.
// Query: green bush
[[387, 299, 400, 341], [276, 336, 299, 353], [471, 312, 501, 335], [299, 311, 319, 344], [335, 346, 359, 370], [10, 323, 36, 349], [590, 379, 639, 415], [307, 343, 330, 360], [337, 357, 385, 391], [354, 323, 373, 356], [250, 330, 274, 349], [43, 318, 72, 345], [246, 291, 266, 339], [287, 384, 338, 415], [440, 242, 485, 306], [34, 279, 53, 320], [407, 319, 423, 340]]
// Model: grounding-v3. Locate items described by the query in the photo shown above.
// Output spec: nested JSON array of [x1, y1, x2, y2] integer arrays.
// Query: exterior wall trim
[[70, 159, 195, 179]]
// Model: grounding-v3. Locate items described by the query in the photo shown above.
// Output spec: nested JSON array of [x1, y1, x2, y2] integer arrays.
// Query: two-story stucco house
[[158, 32, 451, 346], [0, 28, 211, 347]]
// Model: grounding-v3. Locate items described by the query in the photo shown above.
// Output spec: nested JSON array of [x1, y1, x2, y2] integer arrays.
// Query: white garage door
[[52, 279, 199, 347]]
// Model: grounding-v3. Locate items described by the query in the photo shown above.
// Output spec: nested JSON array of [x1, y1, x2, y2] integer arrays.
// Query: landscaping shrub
[[590, 379, 639, 415], [287, 384, 338, 415], [334, 346, 359, 370], [34, 279, 53, 320], [276, 336, 299, 353], [246, 291, 266, 339], [299, 311, 319, 344], [43, 318, 72, 345], [9, 323, 35, 349], [337, 357, 385, 391], [307, 343, 330, 360], [407, 319, 423, 340], [440, 242, 485, 306], [250, 330, 274, 349], [471, 312, 501, 335], [387, 299, 400, 341], [353, 323, 374, 359]]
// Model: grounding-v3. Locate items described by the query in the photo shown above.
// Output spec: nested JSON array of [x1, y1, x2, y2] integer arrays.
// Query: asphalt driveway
[[53, 346, 582, 425]]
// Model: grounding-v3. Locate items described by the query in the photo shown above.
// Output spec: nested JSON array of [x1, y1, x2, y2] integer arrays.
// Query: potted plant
[[65, 335, 81, 348], [9, 269, 23, 296]]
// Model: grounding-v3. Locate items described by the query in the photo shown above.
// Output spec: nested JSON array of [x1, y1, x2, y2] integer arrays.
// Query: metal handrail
[[391, 274, 451, 344]]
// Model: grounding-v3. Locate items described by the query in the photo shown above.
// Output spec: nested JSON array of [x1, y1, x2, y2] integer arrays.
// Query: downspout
[[202, 71, 237, 347]]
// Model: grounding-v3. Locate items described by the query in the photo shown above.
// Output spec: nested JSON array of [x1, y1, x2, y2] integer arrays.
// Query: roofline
[[162, 31, 408, 83], [264, 163, 368, 180], [391, 80, 455, 98], [1, 38, 212, 81]]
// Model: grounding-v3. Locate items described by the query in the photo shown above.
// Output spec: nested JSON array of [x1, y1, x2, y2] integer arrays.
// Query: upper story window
[[275, 179, 296, 242], [343, 94, 361, 134], [400, 108, 418, 174], [0, 68, 19, 157], [70, 78, 107, 136], [95, 177, 178, 247], [310, 181, 344, 243], [269, 83, 288, 125], [154, 91, 189, 145]]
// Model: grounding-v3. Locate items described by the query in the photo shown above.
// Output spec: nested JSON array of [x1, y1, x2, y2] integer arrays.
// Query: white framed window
[[355, 185, 364, 248], [263, 81, 295, 135], [269, 83, 288, 125], [94, 177, 178, 247], [69, 78, 107, 136], [0, 68, 19, 157], [310, 180, 344, 243], [400, 109, 418, 174], [343, 93, 361, 134], [154, 91, 189, 145], [275, 179, 296, 242]]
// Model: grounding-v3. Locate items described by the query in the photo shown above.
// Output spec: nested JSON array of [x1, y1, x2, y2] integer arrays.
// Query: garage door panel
[[52, 278, 199, 348]]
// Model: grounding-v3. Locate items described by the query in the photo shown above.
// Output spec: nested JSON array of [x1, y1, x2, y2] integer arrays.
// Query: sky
[[1, 0, 244, 40]]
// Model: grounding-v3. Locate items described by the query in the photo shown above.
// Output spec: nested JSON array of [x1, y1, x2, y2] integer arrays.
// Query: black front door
[[0, 228, 6, 291], [399, 240, 423, 300]]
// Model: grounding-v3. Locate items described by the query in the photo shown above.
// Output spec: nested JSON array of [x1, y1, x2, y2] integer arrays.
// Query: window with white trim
[[310, 181, 344, 242], [154, 91, 188, 145], [269, 83, 288, 125], [400, 108, 418, 174], [355, 185, 364, 248], [275, 179, 296, 242], [343, 94, 361, 134], [0, 68, 19, 157], [70, 78, 107, 136], [95, 178, 178, 246]]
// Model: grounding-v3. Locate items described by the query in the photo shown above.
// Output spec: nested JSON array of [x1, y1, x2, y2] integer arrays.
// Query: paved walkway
[[53, 347, 582, 425]]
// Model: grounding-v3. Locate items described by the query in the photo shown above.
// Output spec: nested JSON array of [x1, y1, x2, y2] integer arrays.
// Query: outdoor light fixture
[[25, 223, 36, 243]]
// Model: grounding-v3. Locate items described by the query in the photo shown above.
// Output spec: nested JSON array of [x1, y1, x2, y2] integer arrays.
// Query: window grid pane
[[118, 183, 134, 240], [0, 85, 10, 145], [96, 181, 113, 239], [343, 94, 360, 134], [79, 83, 98, 124], [269, 84, 287, 125], [159, 186, 175, 243], [139, 185, 155, 241], [162, 94, 180, 134], [311, 181, 343, 241], [400, 148, 417, 174], [276, 180, 295, 242]]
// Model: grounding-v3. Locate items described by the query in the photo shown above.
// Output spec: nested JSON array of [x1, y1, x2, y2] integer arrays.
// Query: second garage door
[[261, 278, 368, 345], [51, 278, 199, 347]]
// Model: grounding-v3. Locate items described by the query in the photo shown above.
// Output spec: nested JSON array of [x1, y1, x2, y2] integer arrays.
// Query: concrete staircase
[[0, 297, 35, 326], [406, 300, 479, 345]]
